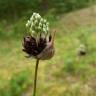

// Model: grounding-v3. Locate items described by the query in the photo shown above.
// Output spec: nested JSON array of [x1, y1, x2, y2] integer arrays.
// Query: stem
[[33, 59, 39, 96]]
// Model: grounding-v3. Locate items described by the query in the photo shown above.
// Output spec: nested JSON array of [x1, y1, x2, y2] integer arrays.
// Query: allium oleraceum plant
[[22, 13, 55, 96]]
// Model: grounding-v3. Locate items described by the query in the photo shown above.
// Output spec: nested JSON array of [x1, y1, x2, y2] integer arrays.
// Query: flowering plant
[[22, 13, 55, 96]]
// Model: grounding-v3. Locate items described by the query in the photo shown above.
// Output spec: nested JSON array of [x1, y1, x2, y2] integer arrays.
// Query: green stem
[[33, 59, 39, 96]]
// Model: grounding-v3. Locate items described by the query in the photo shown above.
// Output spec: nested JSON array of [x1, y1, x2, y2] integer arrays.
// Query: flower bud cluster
[[26, 13, 49, 39]]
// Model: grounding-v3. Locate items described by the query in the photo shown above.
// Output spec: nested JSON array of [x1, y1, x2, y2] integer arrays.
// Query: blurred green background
[[0, 0, 96, 96]]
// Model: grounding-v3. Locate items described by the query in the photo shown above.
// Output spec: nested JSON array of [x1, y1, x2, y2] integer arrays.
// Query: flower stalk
[[33, 59, 39, 96]]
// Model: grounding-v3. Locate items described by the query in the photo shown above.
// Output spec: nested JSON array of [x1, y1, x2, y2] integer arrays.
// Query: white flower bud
[[26, 20, 31, 27], [26, 12, 50, 38], [46, 26, 49, 31], [34, 20, 38, 25], [43, 24, 46, 28], [36, 13, 41, 18], [43, 28, 45, 32], [33, 13, 36, 16], [26, 23, 29, 27], [27, 20, 30, 24], [30, 16, 34, 21], [32, 30, 35, 34], [38, 26, 41, 30], [39, 22, 42, 27], [40, 18, 43, 22], [31, 22, 33, 28], [43, 19, 46, 23]]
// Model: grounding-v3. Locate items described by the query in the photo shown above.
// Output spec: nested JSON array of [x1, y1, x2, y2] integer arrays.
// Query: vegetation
[[0, 0, 96, 96], [0, 0, 95, 19]]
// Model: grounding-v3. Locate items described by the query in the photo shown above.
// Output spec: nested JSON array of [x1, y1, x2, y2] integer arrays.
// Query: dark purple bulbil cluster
[[23, 35, 52, 57]]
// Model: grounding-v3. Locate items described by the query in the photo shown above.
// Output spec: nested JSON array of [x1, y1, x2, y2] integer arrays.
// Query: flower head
[[23, 12, 55, 60]]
